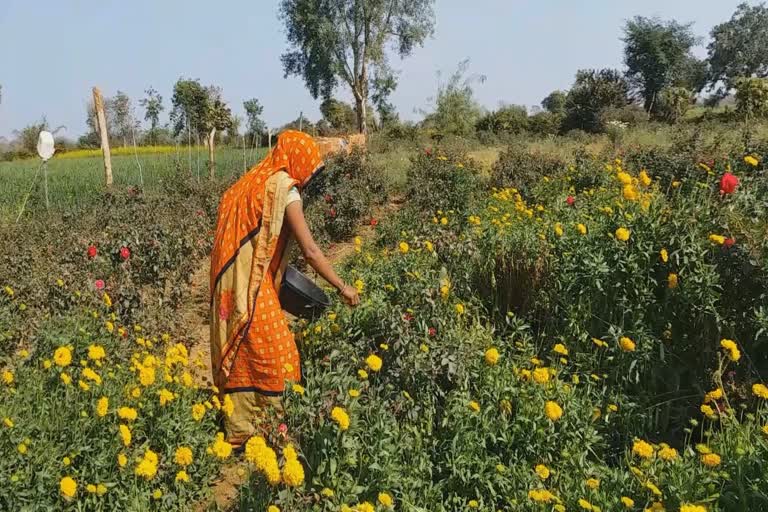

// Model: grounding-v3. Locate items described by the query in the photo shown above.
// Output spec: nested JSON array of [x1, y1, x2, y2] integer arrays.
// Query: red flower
[[87, 245, 98, 258], [428, 327, 436, 337], [324, 194, 333, 203], [719, 172, 739, 195], [278, 423, 288, 435], [425, 148, 432, 156], [94, 279, 105, 290], [723, 237, 735, 248], [403, 312, 413, 322], [329, 208, 336, 218], [566, 196, 575, 206], [119, 246, 131, 260], [370, 218, 379, 226]]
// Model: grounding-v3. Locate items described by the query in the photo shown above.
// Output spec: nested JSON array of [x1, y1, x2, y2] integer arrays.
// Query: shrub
[[475, 105, 529, 135], [734, 77, 768, 120], [654, 87, 694, 123], [490, 143, 570, 196], [562, 69, 631, 133], [527, 112, 563, 135]]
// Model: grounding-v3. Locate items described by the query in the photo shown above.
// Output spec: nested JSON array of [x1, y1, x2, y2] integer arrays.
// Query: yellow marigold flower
[[86, 483, 97, 494], [554, 223, 564, 237], [42, 359, 52, 369], [623, 184, 639, 201], [667, 273, 679, 289], [468, 400, 481, 413], [267, 507, 280, 512], [17, 442, 27, 454], [586, 478, 600, 489], [96, 396, 109, 417], [138, 365, 156, 387], [191, 403, 206, 421], [378, 492, 394, 507], [658, 445, 678, 461], [701, 452, 721, 467], [762, 425, 768, 436], [87, 344, 106, 361], [484, 347, 500, 365], [158, 388, 175, 406], [151, 489, 162, 500], [3, 417, 13, 428], [424, 240, 434, 253], [744, 155, 759, 167], [331, 406, 350, 430], [358, 369, 368, 380], [321, 487, 335, 497], [704, 388, 723, 403], [1, 370, 13, 386], [592, 337, 607, 348], [78, 379, 90, 391], [619, 336, 636, 352], [752, 383, 768, 399], [615, 227, 630, 241], [455, 303, 465, 315], [398, 241, 409, 254], [441, 217, 448, 225], [210, 432, 233, 459], [532, 367, 550, 384], [544, 401, 563, 421], [645, 481, 662, 496], [60, 476, 77, 498], [617, 171, 632, 185], [175, 470, 190, 483], [292, 384, 305, 395], [282, 456, 305, 486], [553, 343, 568, 356], [535, 464, 550, 480], [608, 404, 618, 412], [578, 498, 594, 510], [575, 223, 587, 235], [680, 504, 707, 512], [174, 446, 193, 466], [102, 292, 112, 308], [639, 170, 652, 187], [3, 285, 14, 297], [709, 234, 725, 245], [660, 248, 669, 263], [119, 424, 132, 447], [135, 448, 160, 480], [365, 354, 383, 372], [117, 407, 137, 421], [720, 339, 741, 362], [82, 367, 102, 384], [528, 489, 555, 503], [632, 439, 654, 459], [700, 404, 716, 419], [220, 394, 234, 417], [420, 344, 429, 353], [621, 496, 634, 508], [468, 500, 479, 509], [118, 453, 128, 468], [348, 389, 360, 398], [54, 346, 72, 367]]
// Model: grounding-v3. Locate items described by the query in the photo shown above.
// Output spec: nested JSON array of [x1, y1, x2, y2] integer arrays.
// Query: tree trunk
[[208, 128, 216, 179], [92, 87, 113, 187], [354, 95, 368, 135]]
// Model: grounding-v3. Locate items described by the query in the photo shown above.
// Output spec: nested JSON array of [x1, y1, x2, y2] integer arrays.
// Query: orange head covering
[[210, 130, 323, 289]]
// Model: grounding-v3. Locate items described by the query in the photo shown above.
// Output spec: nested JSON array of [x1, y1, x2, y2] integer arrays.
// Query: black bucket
[[278, 265, 331, 319]]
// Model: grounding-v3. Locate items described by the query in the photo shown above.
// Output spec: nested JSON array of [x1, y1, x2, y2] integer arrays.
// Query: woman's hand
[[339, 284, 360, 306]]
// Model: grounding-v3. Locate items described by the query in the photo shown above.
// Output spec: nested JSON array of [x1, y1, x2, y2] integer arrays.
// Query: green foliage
[[12, 119, 48, 157], [475, 105, 528, 135], [734, 77, 768, 120], [170, 79, 232, 139], [319, 98, 359, 134], [654, 87, 695, 123], [279, 0, 435, 133], [423, 60, 485, 138], [562, 69, 630, 133], [622, 16, 700, 110], [527, 112, 563, 135], [139, 87, 164, 144], [490, 143, 573, 197], [541, 90, 567, 114], [243, 98, 266, 139], [707, 2, 768, 95], [111, 91, 137, 147]]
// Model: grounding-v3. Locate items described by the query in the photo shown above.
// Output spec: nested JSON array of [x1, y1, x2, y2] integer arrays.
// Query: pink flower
[[329, 208, 336, 218], [719, 172, 739, 195], [94, 279, 105, 291], [428, 327, 436, 337], [566, 196, 575, 206], [324, 194, 333, 203], [278, 423, 288, 435], [119, 246, 131, 260], [370, 218, 379, 226], [87, 245, 98, 258]]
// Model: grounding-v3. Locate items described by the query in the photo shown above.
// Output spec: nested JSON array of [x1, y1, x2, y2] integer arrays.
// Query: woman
[[210, 130, 360, 448]]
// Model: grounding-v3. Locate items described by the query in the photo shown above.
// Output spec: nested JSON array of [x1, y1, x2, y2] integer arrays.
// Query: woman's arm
[[284, 201, 360, 306]]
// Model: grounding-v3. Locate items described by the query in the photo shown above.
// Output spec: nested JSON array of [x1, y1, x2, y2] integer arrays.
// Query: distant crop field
[[0, 147, 267, 219]]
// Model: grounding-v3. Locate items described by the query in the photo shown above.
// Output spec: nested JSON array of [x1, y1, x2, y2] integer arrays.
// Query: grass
[[0, 147, 267, 220]]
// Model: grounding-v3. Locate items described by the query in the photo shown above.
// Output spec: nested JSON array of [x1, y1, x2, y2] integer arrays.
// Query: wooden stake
[[92, 87, 113, 187], [207, 127, 216, 179]]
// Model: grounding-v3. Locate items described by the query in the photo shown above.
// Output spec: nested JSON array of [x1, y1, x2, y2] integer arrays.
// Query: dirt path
[[185, 198, 401, 510]]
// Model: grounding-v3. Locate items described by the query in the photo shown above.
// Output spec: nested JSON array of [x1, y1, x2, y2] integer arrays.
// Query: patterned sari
[[210, 131, 323, 444]]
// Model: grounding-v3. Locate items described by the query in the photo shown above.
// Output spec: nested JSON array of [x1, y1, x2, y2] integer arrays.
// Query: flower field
[[1, 139, 768, 511]]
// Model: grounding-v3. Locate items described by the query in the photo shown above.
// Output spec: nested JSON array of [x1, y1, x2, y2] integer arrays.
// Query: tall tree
[[320, 98, 357, 132], [139, 87, 164, 143], [707, 2, 768, 97], [622, 16, 699, 112], [562, 69, 630, 133], [111, 91, 137, 147], [423, 60, 485, 138], [243, 98, 266, 139], [541, 90, 567, 114], [279, 0, 435, 134]]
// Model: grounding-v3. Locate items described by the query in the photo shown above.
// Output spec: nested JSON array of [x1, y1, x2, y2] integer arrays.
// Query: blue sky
[[0, 0, 752, 139]]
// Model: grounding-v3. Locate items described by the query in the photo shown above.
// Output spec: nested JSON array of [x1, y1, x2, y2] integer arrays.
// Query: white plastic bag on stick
[[37, 131, 55, 161]]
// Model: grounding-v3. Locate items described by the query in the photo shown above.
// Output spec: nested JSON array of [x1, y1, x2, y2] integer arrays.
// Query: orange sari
[[209, 131, 323, 399]]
